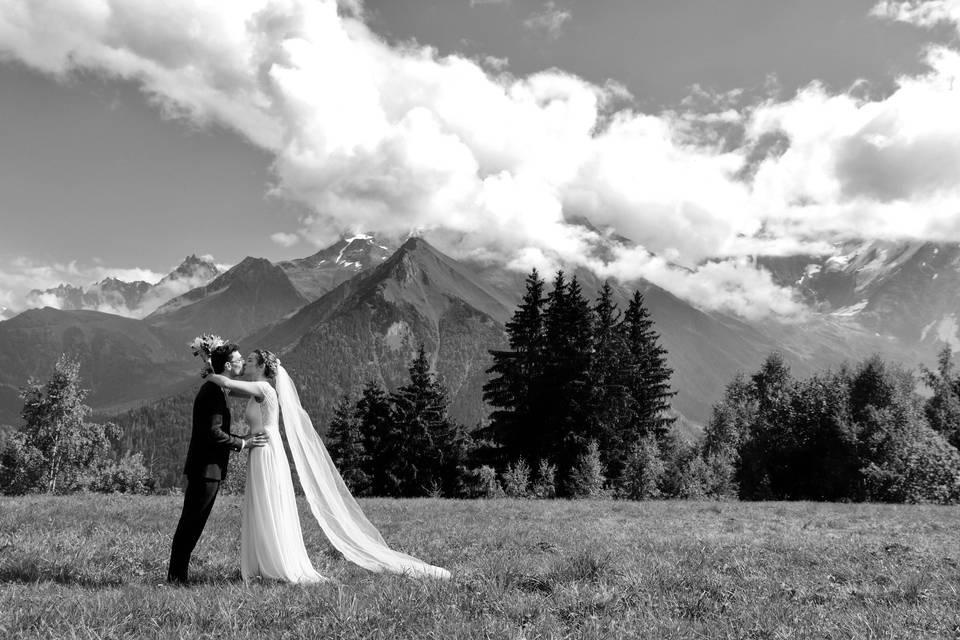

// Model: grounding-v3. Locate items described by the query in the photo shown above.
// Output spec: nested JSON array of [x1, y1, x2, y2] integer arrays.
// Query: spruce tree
[[622, 290, 676, 444], [484, 268, 546, 465], [588, 280, 631, 482], [391, 345, 461, 496], [542, 272, 594, 487], [354, 379, 395, 496], [326, 394, 371, 496]]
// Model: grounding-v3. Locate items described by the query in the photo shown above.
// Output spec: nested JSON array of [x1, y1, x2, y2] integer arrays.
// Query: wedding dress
[[241, 381, 325, 583], [241, 369, 450, 583]]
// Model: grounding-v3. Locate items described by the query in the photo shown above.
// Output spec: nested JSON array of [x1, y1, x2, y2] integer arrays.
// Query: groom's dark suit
[[167, 380, 244, 584]]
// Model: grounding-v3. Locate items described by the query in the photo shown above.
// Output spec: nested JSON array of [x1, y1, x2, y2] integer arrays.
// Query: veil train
[[275, 365, 450, 580]]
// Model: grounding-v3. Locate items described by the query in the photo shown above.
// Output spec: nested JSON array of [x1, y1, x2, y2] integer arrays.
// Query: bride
[[207, 349, 450, 583]]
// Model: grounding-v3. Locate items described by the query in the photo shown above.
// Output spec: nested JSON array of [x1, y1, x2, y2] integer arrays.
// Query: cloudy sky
[[1, 0, 959, 318]]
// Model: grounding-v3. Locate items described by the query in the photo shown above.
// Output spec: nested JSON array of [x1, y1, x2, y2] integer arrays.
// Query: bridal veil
[[274, 365, 451, 580]]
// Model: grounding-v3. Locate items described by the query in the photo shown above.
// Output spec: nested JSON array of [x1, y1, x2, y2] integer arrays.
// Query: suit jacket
[[183, 380, 244, 481]]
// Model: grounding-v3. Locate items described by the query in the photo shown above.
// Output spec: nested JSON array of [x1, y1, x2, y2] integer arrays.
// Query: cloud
[[523, 2, 572, 39], [271, 231, 301, 247], [870, 0, 960, 28], [0, 257, 165, 317], [3, 1, 960, 319], [482, 55, 509, 71], [0, 255, 223, 319]]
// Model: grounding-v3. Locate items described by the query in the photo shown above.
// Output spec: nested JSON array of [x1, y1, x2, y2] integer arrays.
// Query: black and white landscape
[[0, 230, 951, 428]]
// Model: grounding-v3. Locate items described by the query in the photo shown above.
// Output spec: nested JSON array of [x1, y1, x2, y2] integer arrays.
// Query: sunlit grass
[[1, 495, 958, 638]]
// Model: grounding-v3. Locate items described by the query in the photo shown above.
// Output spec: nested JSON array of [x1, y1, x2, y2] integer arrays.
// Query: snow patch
[[831, 300, 867, 317]]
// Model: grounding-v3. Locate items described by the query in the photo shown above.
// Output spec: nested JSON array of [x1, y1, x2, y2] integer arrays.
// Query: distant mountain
[[146, 257, 310, 343], [0, 308, 191, 425], [759, 240, 960, 352], [136, 254, 221, 316], [24, 255, 220, 318], [250, 236, 513, 429], [277, 234, 394, 301]]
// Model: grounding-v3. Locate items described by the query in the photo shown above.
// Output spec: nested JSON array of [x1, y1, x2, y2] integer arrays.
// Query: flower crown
[[189, 334, 230, 378]]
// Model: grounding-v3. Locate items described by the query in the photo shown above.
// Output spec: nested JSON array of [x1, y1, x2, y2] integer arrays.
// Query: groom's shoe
[[166, 572, 190, 587]]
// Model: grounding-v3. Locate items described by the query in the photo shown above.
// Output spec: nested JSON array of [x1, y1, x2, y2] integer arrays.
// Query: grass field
[[0, 495, 958, 639]]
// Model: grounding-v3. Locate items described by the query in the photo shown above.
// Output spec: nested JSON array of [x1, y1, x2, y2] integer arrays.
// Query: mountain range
[[1, 230, 955, 467]]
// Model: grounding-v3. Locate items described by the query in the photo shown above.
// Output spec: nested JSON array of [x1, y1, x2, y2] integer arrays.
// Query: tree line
[[5, 268, 959, 504], [693, 350, 960, 504], [326, 269, 682, 498]]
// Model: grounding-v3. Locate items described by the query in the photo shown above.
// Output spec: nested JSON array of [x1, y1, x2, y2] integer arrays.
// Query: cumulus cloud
[[271, 231, 301, 247], [0, 255, 222, 319], [870, 0, 960, 27], [523, 2, 572, 39], [2, 1, 959, 319]]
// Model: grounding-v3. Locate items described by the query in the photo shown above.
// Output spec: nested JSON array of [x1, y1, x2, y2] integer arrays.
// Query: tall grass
[[1, 496, 958, 638]]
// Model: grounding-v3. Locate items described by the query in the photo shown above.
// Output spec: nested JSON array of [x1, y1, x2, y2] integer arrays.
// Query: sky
[[1, 0, 959, 318]]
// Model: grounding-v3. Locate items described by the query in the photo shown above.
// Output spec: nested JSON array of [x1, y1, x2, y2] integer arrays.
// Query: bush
[[620, 435, 664, 500], [0, 432, 46, 495], [472, 465, 504, 498], [501, 459, 531, 497], [86, 452, 156, 494], [531, 460, 557, 499], [566, 441, 608, 498], [863, 424, 960, 505]]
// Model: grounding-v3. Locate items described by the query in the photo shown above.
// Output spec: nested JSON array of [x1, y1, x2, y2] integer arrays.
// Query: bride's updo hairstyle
[[252, 349, 281, 379]]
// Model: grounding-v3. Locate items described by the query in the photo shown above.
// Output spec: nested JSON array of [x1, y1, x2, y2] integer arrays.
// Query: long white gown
[[240, 370, 450, 583], [241, 381, 325, 583]]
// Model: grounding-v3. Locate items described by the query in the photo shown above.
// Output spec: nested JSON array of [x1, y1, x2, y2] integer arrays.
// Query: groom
[[167, 343, 268, 585]]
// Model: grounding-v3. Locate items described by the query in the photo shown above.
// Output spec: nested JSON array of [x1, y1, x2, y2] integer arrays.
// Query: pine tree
[[484, 268, 546, 466], [390, 345, 462, 496], [326, 394, 371, 496], [622, 290, 676, 444], [588, 280, 631, 482], [354, 379, 395, 496], [542, 272, 595, 487]]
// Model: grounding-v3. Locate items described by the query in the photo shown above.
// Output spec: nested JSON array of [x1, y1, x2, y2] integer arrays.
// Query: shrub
[[566, 441, 607, 498], [501, 459, 531, 497], [531, 460, 557, 499], [472, 465, 504, 498], [86, 452, 156, 494], [620, 435, 664, 500]]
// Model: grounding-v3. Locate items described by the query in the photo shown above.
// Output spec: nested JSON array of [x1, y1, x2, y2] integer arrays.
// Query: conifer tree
[[354, 379, 395, 496], [484, 268, 546, 465], [326, 394, 371, 496], [588, 280, 631, 480], [622, 290, 676, 444], [390, 345, 462, 496], [542, 272, 594, 483]]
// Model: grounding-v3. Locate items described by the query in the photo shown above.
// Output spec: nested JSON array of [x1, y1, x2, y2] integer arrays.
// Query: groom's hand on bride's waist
[[241, 433, 269, 449]]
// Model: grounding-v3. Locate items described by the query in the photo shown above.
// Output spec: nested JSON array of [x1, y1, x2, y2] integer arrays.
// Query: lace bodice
[[244, 381, 279, 434]]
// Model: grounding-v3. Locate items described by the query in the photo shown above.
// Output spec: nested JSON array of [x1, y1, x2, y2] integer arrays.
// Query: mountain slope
[[146, 257, 309, 343], [760, 240, 960, 352], [277, 234, 394, 301], [0, 308, 191, 425], [251, 237, 513, 428]]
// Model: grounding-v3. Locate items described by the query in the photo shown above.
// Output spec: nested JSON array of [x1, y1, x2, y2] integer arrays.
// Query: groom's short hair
[[210, 343, 240, 374]]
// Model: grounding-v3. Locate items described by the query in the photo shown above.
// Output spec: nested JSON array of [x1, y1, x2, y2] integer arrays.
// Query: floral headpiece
[[189, 333, 230, 378]]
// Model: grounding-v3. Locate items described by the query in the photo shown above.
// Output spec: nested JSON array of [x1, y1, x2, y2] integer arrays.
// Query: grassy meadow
[[0, 495, 958, 639]]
